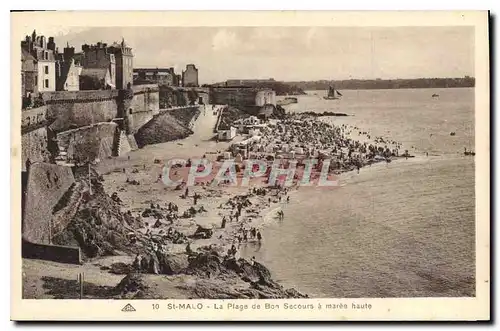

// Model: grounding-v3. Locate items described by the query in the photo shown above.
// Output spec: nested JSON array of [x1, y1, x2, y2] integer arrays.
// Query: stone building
[[56, 58, 82, 91], [80, 38, 134, 90], [21, 30, 57, 93], [133, 67, 177, 86], [182, 64, 198, 87], [21, 49, 38, 98], [81, 42, 116, 88], [108, 39, 134, 90], [55, 44, 82, 91]]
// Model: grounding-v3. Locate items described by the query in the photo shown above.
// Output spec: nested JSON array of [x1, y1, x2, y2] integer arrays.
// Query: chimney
[[47, 37, 56, 51]]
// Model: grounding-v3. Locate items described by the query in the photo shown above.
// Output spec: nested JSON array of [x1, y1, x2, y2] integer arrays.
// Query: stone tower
[[108, 38, 134, 90]]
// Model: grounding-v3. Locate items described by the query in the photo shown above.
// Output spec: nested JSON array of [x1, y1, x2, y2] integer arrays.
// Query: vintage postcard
[[11, 11, 490, 321]]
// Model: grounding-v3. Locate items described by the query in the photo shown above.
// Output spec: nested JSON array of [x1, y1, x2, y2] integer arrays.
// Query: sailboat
[[323, 86, 343, 100]]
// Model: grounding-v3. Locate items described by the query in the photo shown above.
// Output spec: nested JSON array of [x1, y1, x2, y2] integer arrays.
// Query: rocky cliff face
[[52, 168, 144, 258]]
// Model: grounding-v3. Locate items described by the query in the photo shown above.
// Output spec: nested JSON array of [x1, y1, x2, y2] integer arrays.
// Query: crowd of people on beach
[[235, 116, 407, 178]]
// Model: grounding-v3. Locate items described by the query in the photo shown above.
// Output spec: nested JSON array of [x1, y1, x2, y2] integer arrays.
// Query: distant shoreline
[[284, 77, 474, 91], [300, 86, 474, 92]]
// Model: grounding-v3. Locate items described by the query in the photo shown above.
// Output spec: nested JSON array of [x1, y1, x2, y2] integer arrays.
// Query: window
[[44, 79, 49, 88], [44, 66, 49, 74], [34, 76, 37, 86]]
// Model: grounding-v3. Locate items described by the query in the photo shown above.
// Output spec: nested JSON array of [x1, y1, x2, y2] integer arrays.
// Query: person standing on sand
[[221, 216, 226, 229], [186, 242, 193, 255], [133, 254, 141, 270], [287, 196, 290, 203]]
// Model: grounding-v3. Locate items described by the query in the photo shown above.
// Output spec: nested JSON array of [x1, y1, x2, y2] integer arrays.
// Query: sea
[[240, 88, 476, 298]]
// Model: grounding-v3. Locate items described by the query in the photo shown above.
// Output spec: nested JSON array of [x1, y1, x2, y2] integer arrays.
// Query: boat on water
[[432, 93, 440, 98], [323, 86, 343, 100], [464, 147, 475, 156]]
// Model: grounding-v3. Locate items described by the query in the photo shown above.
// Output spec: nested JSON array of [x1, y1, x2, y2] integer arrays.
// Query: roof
[[134, 68, 174, 73], [80, 68, 109, 80]]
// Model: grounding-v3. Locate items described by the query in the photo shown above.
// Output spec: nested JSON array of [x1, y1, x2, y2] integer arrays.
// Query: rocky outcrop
[[113, 273, 153, 299], [129, 249, 308, 299]]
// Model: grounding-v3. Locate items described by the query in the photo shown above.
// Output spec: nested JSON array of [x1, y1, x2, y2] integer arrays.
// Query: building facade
[[56, 58, 82, 91], [56, 44, 82, 91], [81, 42, 116, 88], [21, 50, 38, 97], [182, 64, 199, 87], [21, 30, 57, 93], [133, 68, 177, 86]]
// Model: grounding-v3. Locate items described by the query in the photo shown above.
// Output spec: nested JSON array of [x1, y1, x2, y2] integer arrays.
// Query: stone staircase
[[54, 146, 74, 167], [113, 130, 132, 156]]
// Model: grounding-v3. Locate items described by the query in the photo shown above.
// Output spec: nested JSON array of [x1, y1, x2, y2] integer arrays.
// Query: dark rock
[[156, 252, 189, 275], [114, 273, 149, 297], [109, 262, 135, 275]]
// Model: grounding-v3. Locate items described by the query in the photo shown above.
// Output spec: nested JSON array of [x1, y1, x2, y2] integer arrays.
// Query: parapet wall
[[57, 122, 118, 164], [23, 162, 75, 244]]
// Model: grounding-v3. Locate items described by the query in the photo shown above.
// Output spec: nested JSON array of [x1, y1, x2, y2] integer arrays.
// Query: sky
[[23, 26, 474, 84]]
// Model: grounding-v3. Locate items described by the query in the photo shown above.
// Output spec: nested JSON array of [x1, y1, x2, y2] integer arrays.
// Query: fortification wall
[[198, 91, 210, 104], [212, 88, 259, 106], [21, 126, 50, 172], [43, 90, 119, 133], [23, 162, 75, 244], [57, 122, 118, 164], [126, 85, 160, 133], [256, 90, 277, 106]]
